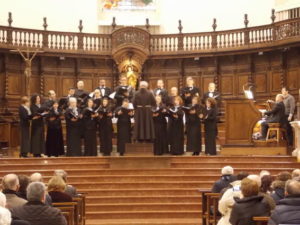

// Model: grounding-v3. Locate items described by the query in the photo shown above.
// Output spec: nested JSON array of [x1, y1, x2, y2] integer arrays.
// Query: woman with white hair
[[65, 97, 82, 156], [0, 192, 12, 225]]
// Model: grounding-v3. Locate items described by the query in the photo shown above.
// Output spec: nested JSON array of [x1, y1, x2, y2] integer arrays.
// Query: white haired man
[[1, 174, 27, 209], [211, 166, 236, 193], [132, 81, 156, 142], [11, 182, 67, 225]]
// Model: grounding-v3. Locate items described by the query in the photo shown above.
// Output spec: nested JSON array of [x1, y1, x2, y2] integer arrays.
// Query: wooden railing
[[0, 17, 300, 56]]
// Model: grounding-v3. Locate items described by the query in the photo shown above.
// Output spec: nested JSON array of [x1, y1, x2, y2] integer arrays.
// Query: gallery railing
[[0, 17, 299, 56]]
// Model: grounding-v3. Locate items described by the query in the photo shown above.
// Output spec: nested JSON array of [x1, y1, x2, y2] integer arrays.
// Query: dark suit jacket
[[19, 106, 31, 127], [202, 91, 221, 105], [180, 86, 200, 105], [153, 88, 168, 103], [265, 102, 286, 125], [96, 86, 111, 97]]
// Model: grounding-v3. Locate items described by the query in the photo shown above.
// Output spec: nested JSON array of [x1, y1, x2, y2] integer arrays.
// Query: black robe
[[74, 89, 89, 109], [180, 86, 200, 106], [65, 108, 82, 156], [168, 107, 184, 155], [115, 86, 134, 107], [153, 105, 168, 155], [96, 86, 112, 97], [184, 104, 202, 154], [204, 107, 218, 155], [30, 104, 46, 156], [116, 107, 132, 155], [45, 109, 64, 157], [18, 105, 31, 156], [202, 91, 221, 106], [132, 88, 156, 141], [82, 108, 98, 156], [98, 106, 113, 156]]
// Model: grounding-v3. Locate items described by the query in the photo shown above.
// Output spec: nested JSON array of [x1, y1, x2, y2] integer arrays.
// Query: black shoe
[[19, 153, 28, 158]]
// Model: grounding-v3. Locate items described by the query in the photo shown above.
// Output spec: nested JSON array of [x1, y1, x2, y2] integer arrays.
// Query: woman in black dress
[[93, 89, 102, 109], [18, 96, 32, 158], [45, 101, 64, 157], [153, 95, 168, 155], [168, 96, 184, 155], [82, 98, 98, 156], [30, 94, 46, 157], [185, 96, 203, 156], [98, 97, 114, 156], [115, 98, 133, 156], [65, 97, 82, 156], [204, 97, 218, 155]]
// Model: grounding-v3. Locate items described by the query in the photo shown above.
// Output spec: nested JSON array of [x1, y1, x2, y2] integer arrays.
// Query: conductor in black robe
[[98, 97, 114, 156], [19, 96, 32, 158], [115, 76, 134, 107], [115, 99, 133, 156], [45, 101, 64, 157], [132, 81, 156, 142], [152, 95, 168, 155], [180, 76, 200, 106], [153, 79, 168, 104], [65, 97, 82, 156], [168, 96, 184, 155], [82, 99, 98, 156], [30, 94, 47, 157], [204, 98, 218, 155], [184, 96, 204, 156]]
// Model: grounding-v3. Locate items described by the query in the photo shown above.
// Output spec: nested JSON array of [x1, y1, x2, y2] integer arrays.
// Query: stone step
[[0, 163, 109, 170], [85, 196, 202, 204], [86, 218, 201, 225], [170, 162, 300, 168], [85, 203, 201, 212]]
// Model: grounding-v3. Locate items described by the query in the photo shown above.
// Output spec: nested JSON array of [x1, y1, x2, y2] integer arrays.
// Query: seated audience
[[218, 172, 249, 225], [1, 174, 27, 209], [11, 182, 67, 225], [29, 173, 52, 206], [0, 192, 11, 225], [47, 176, 72, 202], [268, 179, 300, 225], [17, 175, 30, 200], [271, 171, 292, 204], [292, 169, 300, 179], [248, 174, 276, 210], [54, 170, 78, 197], [260, 175, 273, 194], [260, 170, 271, 178], [212, 166, 236, 193], [229, 178, 271, 225]]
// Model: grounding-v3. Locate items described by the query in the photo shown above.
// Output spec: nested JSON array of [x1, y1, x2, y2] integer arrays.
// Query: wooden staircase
[[0, 155, 298, 225]]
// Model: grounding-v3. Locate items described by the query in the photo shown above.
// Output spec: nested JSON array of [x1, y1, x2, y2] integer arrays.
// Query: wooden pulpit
[[223, 98, 261, 146]]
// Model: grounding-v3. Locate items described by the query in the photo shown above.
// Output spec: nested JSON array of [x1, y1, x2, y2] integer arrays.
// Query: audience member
[[260, 175, 273, 194], [229, 178, 270, 225], [211, 166, 236, 193], [271, 171, 292, 204], [29, 173, 52, 206], [268, 179, 300, 225], [217, 172, 249, 225], [259, 170, 271, 178], [54, 170, 78, 197], [1, 174, 27, 209], [11, 182, 67, 225], [0, 206, 11, 225], [47, 176, 72, 202], [17, 175, 30, 200], [292, 169, 300, 179]]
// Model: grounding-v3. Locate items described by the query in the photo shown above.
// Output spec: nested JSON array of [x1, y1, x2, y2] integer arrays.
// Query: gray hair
[[26, 182, 46, 202], [221, 166, 234, 175], [248, 174, 262, 187], [2, 174, 19, 191], [0, 207, 11, 225], [292, 169, 300, 179], [54, 170, 68, 182], [286, 179, 300, 195], [139, 81, 149, 88], [30, 173, 43, 182], [69, 97, 77, 104]]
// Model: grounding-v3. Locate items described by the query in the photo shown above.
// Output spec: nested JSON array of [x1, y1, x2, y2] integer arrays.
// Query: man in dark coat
[[96, 79, 111, 97], [115, 76, 134, 107], [211, 166, 236, 193], [133, 81, 156, 142], [153, 79, 168, 104], [268, 179, 300, 225], [11, 182, 67, 225], [261, 94, 286, 139], [180, 76, 200, 106], [202, 82, 221, 106]]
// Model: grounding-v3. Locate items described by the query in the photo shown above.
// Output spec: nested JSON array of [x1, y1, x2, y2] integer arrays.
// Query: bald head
[[30, 173, 43, 182], [2, 174, 19, 191], [247, 174, 261, 187], [286, 180, 300, 195]]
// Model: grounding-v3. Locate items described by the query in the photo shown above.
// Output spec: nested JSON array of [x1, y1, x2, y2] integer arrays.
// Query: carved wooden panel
[[221, 76, 234, 95], [201, 76, 214, 94], [287, 69, 299, 91], [271, 72, 282, 92], [30, 76, 40, 94], [238, 75, 249, 95], [166, 78, 179, 92], [62, 78, 75, 96], [7, 75, 21, 95], [44, 76, 57, 94], [255, 74, 267, 93]]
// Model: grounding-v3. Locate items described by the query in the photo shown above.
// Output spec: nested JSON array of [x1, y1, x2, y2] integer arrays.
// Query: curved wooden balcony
[[0, 17, 300, 57]]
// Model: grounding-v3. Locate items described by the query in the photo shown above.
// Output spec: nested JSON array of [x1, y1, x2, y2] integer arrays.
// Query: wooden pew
[[53, 202, 79, 225], [57, 205, 75, 225], [253, 216, 270, 225], [73, 194, 86, 225], [200, 189, 221, 225]]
